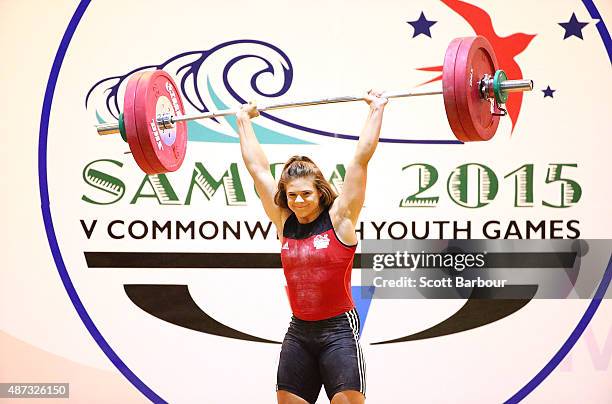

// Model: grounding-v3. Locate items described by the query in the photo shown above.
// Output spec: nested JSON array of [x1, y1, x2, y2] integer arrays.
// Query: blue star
[[407, 12, 437, 38], [558, 13, 589, 40], [542, 86, 556, 98]]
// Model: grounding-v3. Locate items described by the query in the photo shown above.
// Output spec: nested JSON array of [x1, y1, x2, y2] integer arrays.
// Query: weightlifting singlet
[[281, 208, 357, 321]]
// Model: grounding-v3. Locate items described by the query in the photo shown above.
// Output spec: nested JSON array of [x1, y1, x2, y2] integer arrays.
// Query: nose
[[295, 195, 304, 203]]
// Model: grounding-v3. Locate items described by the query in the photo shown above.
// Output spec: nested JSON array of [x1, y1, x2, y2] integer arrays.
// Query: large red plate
[[442, 38, 468, 141], [124, 72, 154, 173], [125, 70, 187, 174], [443, 36, 500, 141]]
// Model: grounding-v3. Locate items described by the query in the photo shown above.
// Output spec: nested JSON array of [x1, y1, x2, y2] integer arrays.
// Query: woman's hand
[[236, 101, 260, 120], [364, 89, 388, 110]]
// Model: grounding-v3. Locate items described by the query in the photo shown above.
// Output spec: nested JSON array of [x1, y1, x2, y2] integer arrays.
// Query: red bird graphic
[[418, 0, 536, 132]]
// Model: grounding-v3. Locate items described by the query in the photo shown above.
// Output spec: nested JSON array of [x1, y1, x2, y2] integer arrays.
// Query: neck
[[296, 206, 323, 224]]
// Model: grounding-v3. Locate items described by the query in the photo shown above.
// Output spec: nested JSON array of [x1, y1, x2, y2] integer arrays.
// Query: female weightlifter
[[236, 90, 387, 404]]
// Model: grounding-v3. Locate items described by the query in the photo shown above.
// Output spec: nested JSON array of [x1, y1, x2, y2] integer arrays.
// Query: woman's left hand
[[364, 89, 388, 109]]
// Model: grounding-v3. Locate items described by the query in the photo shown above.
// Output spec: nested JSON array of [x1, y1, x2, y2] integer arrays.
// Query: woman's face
[[285, 177, 321, 216]]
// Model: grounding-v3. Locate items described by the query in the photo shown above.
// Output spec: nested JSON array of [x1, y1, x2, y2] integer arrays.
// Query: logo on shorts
[[282, 241, 289, 250], [313, 234, 330, 249]]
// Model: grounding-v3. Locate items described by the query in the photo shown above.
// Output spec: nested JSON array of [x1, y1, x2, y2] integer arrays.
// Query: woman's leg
[[277, 319, 322, 404], [330, 390, 365, 404], [277, 390, 311, 404], [320, 309, 366, 402]]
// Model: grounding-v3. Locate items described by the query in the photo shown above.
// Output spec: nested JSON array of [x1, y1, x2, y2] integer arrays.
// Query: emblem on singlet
[[313, 234, 330, 250]]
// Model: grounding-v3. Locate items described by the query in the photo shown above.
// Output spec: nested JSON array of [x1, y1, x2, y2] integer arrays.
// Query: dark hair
[[274, 156, 337, 210]]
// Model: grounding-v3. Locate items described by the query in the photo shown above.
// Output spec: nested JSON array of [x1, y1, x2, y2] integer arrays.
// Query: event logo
[[79, 1, 588, 343]]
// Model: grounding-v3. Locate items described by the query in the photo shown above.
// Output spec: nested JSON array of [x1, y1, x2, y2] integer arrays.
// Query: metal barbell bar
[[95, 77, 533, 136]]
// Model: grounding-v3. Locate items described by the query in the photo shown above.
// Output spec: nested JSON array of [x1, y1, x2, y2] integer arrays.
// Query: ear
[[316, 187, 325, 203]]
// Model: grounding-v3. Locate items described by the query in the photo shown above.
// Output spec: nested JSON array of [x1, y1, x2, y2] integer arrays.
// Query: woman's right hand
[[236, 101, 260, 120]]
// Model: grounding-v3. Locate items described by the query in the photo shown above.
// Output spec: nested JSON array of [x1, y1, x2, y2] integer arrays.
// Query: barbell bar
[[95, 78, 531, 136]]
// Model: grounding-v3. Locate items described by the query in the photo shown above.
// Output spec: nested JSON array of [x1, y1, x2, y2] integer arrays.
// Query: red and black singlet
[[280, 208, 357, 321]]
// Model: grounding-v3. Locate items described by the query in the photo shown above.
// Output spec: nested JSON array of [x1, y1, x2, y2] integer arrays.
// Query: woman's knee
[[331, 390, 365, 404], [277, 390, 310, 404]]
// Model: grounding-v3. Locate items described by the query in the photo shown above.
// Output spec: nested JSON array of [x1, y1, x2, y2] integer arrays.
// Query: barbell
[[95, 36, 533, 174]]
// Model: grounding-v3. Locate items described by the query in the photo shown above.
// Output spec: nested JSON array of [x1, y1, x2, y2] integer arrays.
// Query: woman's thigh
[[277, 331, 322, 404]]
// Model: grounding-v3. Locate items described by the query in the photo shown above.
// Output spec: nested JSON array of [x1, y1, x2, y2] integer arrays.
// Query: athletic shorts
[[276, 308, 366, 403]]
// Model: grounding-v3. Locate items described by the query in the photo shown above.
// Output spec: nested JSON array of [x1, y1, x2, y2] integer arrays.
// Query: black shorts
[[276, 308, 366, 403]]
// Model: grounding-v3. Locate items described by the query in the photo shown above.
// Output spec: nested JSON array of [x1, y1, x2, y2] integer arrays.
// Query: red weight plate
[[442, 37, 471, 142], [133, 70, 188, 174], [123, 72, 155, 174], [454, 36, 500, 141]]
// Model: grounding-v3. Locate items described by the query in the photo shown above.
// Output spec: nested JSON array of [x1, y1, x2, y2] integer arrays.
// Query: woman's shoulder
[[327, 200, 358, 246], [278, 208, 294, 239], [280, 209, 294, 226]]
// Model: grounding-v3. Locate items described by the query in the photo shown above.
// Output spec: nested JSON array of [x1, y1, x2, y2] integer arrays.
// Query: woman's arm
[[236, 103, 286, 230], [332, 90, 388, 225]]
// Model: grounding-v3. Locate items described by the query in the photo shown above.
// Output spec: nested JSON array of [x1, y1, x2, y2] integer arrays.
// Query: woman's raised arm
[[236, 103, 285, 231], [332, 90, 388, 225]]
